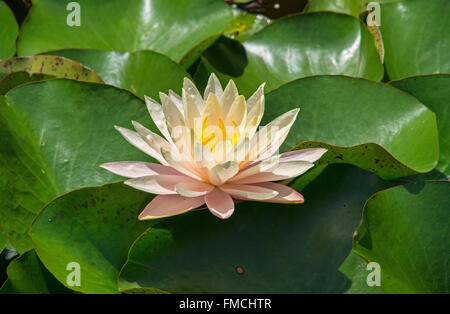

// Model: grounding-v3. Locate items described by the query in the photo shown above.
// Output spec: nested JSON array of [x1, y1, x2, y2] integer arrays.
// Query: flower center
[[197, 115, 241, 152]]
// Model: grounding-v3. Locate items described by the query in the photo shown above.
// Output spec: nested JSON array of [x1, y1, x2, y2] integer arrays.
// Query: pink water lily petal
[[139, 194, 205, 220], [99, 161, 181, 178], [205, 188, 235, 219], [125, 175, 196, 195], [253, 182, 304, 203], [220, 183, 278, 200], [175, 181, 214, 197], [208, 161, 239, 186], [279, 148, 328, 163]]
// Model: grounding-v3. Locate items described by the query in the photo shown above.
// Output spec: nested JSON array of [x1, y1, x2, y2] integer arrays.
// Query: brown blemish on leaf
[[235, 266, 245, 275]]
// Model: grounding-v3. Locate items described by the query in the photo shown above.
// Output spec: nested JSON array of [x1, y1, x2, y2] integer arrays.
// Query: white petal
[[168, 90, 184, 116], [225, 95, 247, 127], [279, 148, 328, 163], [144, 95, 173, 143], [203, 73, 223, 100], [247, 108, 300, 163], [245, 94, 264, 138], [231, 160, 314, 184], [99, 161, 180, 178], [175, 181, 214, 197], [246, 82, 265, 112], [132, 121, 173, 165], [231, 155, 280, 182], [125, 175, 192, 195], [183, 77, 204, 112], [114, 125, 164, 163], [208, 161, 239, 186], [161, 148, 204, 181], [220, 80, 238, 117], [160, 92, 184, 128]]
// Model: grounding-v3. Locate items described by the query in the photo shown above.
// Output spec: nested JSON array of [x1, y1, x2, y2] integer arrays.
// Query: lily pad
[[119, 164, 389, 293], [380, 0, 450, 80], [305, 0, 366, 17], [0, 80, 156, 253], [17, 0, 233, 62], [338, 251, 381, 294], [195, 11, 383, 96], [30, 183, 155, 294], [0, 55, 104, 94], [264, 75, 439, 179], [0, 250, 72, 294], [390, 74, 449, 177], [0, 1, 18, 59], [45, 49, 190, 99], [353, 181, 450, 293]]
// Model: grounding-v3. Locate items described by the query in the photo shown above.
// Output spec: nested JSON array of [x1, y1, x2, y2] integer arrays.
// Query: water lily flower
[[100, 74, 327, 219]]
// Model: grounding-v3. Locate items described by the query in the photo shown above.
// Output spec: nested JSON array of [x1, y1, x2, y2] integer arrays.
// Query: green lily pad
[[195, 11, 383, 96], [353, 181, 450, 293], [0, 229, 6, 253], [30, 183, 156, 294], [0, 250, 72, 294], [45, 49, 190, 99], [17, 0, 232, 62], [0, 1, 18, 59], [305, 0, 366, 17], [119, 164, 389, 293], [0, 80, 156, 253], [338, 251, 381, 294], [224, 9, 272, 42], [380, 0, 450, 80], [264, 75, 439, 179], [390, 74, 449, 177]]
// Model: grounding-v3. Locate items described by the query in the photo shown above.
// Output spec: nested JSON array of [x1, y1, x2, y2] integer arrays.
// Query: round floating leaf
[[45, 49, 190, 99], [119, 164, 389, 293], [17, 0, 233, 62], [305, 0, 366, 17], [264, 75, 439, 179], [353, 181, 450, 293], [390, 74, 450, 177], [0, 1, 18, 59], [195, 12, 383, 96], [0, 250, 72, 294], [0, 80, 155, 253], [338, 251, 381, 294], [30, 183, 156, 294], [380, 0, 450, 80], [224, 9, 272, 42], [0, 229, 6, 253], [0, 55, 104, 94]]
